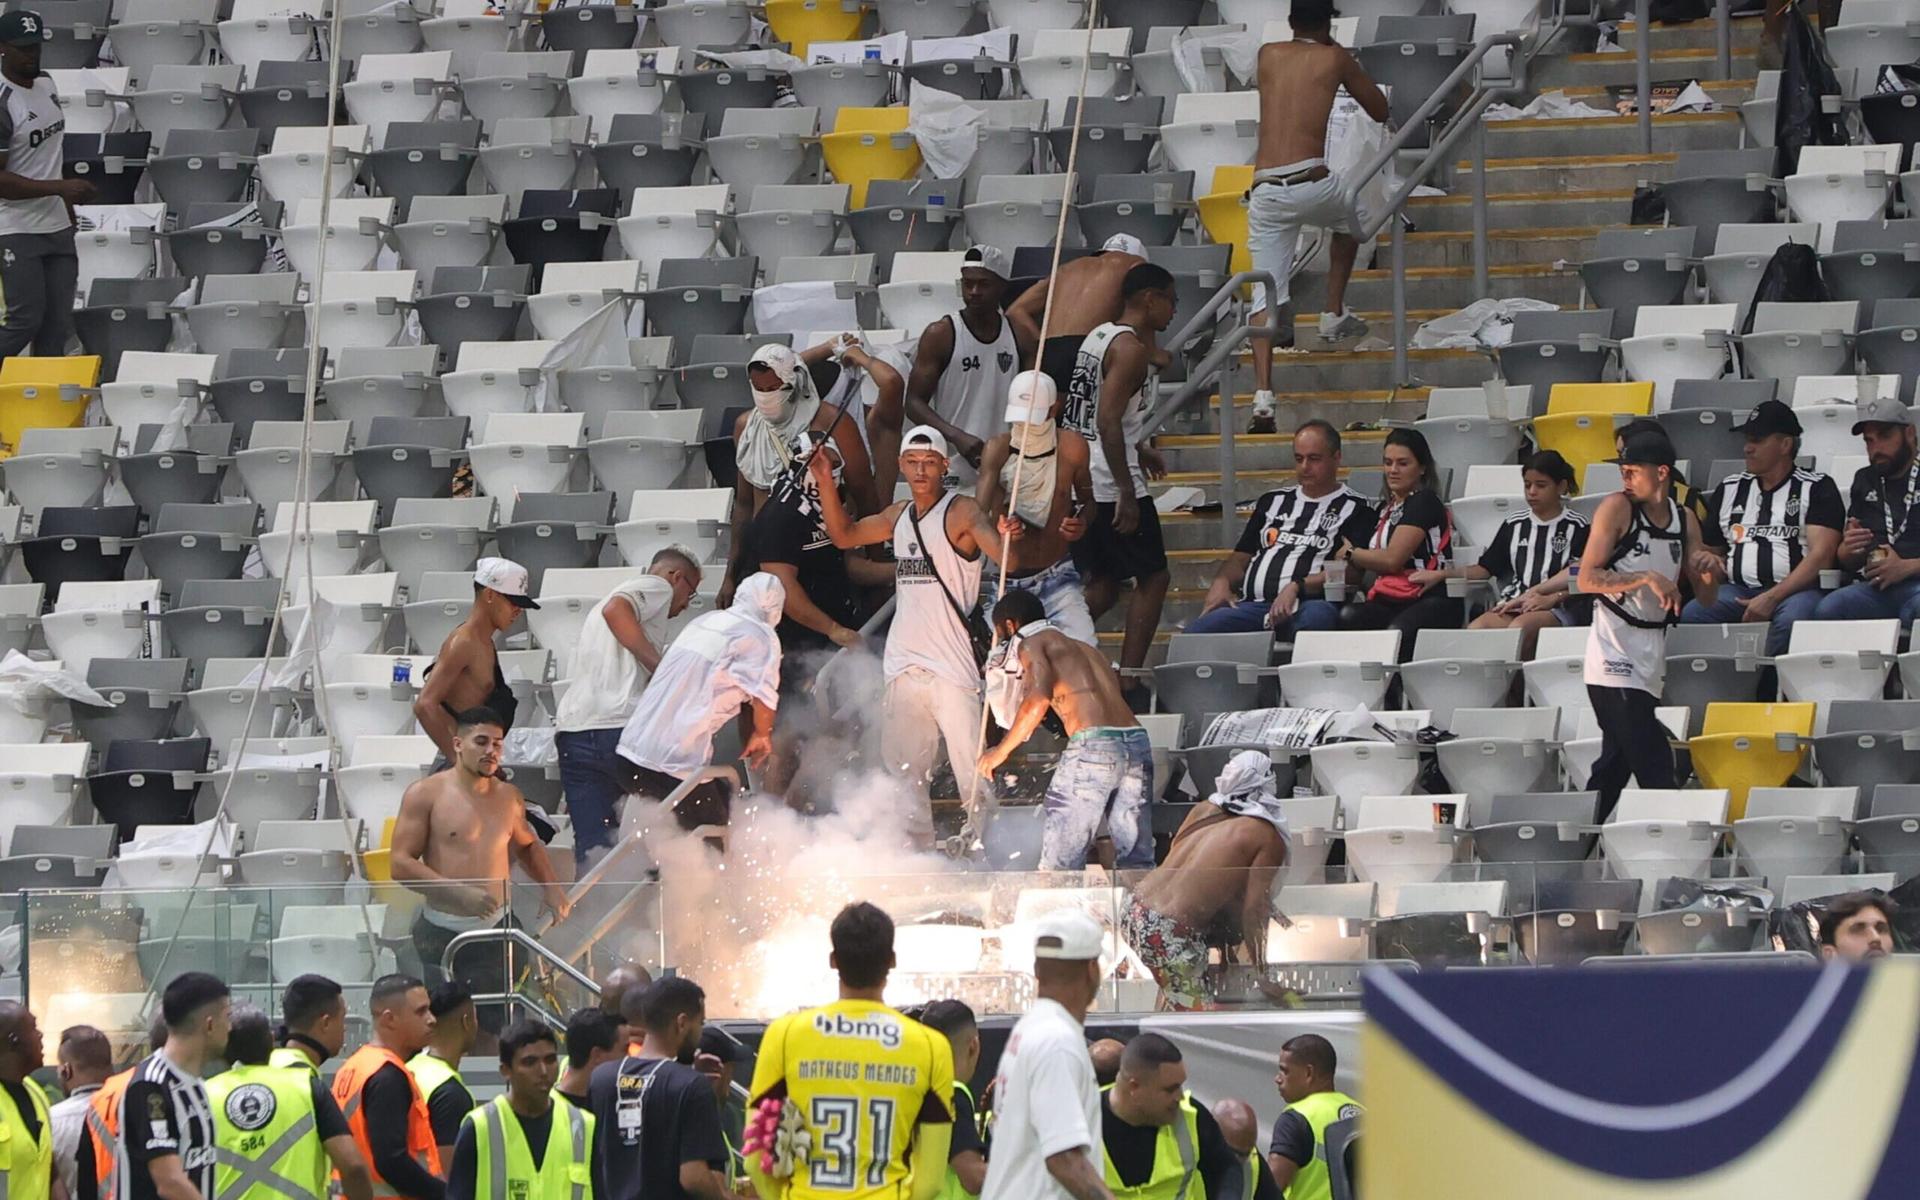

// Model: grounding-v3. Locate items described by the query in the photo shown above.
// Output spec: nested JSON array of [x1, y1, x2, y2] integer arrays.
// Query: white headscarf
[[1000, 371, 1059, 528], [1208, 750, 1291, 841], [736, 344, 822, 491], [984, 618, 1051, 728], [731, 570, 787, 630]]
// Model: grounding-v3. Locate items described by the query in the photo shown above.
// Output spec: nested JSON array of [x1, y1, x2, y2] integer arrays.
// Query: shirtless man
[[414, 558, 538, 765], [391, 706, 572, 1023], [1009, 233, 1162, 401], [899, 244, 1034, 483], [1246, 0, 1390, 433], [975, 371, 1098, 645], [1123, 751, 1288, 1011], [977, 589, 1153, 870]]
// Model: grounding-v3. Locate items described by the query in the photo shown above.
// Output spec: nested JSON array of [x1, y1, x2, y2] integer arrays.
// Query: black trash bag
[[1740, 240, 1830, 335], [1884, 874, 1920, 948], [1774, 6, 1847, 177], [1629, 184, 1668, 225], [1653, 876, 1773, 913], [1650, 0, 1709, 22], [1767, 887, 1904, 955]]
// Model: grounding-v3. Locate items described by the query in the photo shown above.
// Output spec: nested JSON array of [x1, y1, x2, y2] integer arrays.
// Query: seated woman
[[1332, 428, 1461, 657], [1411, 449, 1591, 658]]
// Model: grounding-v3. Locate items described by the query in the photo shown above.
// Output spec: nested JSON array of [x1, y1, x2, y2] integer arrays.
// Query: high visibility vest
[[209, 1063, 329, 1200], [270, 1048, 320, 1073], [332, 1045, 442, 1199], [407, 1051, 470, 1140], [1278, 1091, 1362, 1200], [88, 1067, 134, 1199], [938, 1082, 980, 1200], [465, 1095, 593, 1200], [0, 1075, 51, 1200], [1098, 1085, 1201, 1200]]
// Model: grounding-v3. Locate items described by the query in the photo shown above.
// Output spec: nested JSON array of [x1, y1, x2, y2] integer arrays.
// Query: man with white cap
[[414, 556, 541, 765], [1123, 750, 1290, 1010], [731, 339, 878, 548], [614, 571, 788, 831], [980, 910, 1112, 1200], [975, 370, 1098, 645], [1009, 233, 1158, 403], [901, 244, 1032, 484], [813, 423, 1014, 846]]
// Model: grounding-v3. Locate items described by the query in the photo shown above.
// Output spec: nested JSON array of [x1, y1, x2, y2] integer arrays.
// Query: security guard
[[1099, 1035, 1243, 1200], [1211, 1099, 1282, 1200], [332, 974, 444, 1200], [273, 975, 352, 1074], [409, 982, 479, 1163], [916, 1001, 988, 1200], [1268, 1035, 1362, 1200], [211, 1006, 375, 1200], [446, 1020, 593, 1200], [0, 1002, 55, 1200]]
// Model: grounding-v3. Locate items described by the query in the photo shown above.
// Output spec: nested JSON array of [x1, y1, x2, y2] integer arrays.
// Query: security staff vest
[[465, 1094, 594, 1200], [0, 1075, 51, 1200], [209, 1063, 328, 1200], [1281, 1091, 1362, 1200], [1098, 1085, 1201, 1200]]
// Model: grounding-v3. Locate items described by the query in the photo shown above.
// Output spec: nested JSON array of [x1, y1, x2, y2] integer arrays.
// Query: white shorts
[[1247, 160, 1353, 314]]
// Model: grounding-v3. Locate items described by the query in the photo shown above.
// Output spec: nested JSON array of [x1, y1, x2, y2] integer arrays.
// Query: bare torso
[[1134, 806, 1285, 931], [431, 624, 501, 714], [1027, 629, 1136, 734], [1257, 40, 1350, 168], [412, 771, 529, 907], [1042, 253, 1144, 339], [978, 428, 1092, 573]]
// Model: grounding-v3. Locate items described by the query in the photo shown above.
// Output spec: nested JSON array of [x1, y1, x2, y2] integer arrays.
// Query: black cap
[[0, 10, 47, 45], [1733, 399, 1802, 438], [1617, 430, 1677, 469]]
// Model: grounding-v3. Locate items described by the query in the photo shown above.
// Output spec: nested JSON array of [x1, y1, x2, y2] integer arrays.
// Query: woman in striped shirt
[[1414, 450, 1590, 658], [1332, 428, 1462, 657]]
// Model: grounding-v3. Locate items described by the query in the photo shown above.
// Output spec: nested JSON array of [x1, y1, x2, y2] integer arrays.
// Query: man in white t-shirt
[[0, 9, 88, 360], [981, 910, 1114, 1200], [552, 545, 702, 867]]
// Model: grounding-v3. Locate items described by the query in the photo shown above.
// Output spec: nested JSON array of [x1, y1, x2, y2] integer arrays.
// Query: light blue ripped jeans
[[1040, 726, 1155, 870]]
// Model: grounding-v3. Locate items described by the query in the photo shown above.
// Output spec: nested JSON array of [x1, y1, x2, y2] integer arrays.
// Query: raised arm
[[810, 452, 901, 548], [1008, 276, 1049, 359], [826, 406, 879, 517]]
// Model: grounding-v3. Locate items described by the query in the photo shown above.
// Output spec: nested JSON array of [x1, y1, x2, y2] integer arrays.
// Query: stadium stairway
[[1101, 12, 1770, 662]]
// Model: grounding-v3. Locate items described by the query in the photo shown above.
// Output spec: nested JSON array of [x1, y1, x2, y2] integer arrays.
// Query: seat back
[[1546, 381, 1655, 416], [1289, 629, 1399, 667], [1699, 701, 1816, 738], [1742, 786, 1858, 821], [1785, 618, 1899, 654], [1610, 788, 1729, 824]]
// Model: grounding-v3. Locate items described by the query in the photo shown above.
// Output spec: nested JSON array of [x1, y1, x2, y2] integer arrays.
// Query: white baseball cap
[[901, 424, 951, 459], [1103, 233, 1148, 258], [963, 244, 1011, 280], [1004, 370, 1057, 424], [474, 557, 540, 609], [749, 342, 802, 386], [1033, 909, 1104, 961]]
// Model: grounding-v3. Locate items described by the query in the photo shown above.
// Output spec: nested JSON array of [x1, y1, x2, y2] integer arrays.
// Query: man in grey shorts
[[1246, 0, 1389, 434], [0, 9, 88, 361]]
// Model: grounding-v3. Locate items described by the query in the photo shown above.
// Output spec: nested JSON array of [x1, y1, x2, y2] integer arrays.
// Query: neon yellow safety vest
[[270, 1048, 319, 1073], [1279, 1091, 1362, 1200], [408, 1051, 468, 1115], [466, 1095, 594, 1200], [208, 1063, 329, 1200], [1098, 1084, 1201, 1200], [0, 1076, 51, 1200], [938, 1081, 980, 1200]]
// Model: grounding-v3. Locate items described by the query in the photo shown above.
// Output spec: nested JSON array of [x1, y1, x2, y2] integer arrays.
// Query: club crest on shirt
[[224, 1083, 277, 1131], [998, 350, 1014, 373], [1786, 496, 1801, 517]]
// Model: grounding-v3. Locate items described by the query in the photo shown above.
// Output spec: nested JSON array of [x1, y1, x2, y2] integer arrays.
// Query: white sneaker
[[1319, 310, 1369, 341], [1249, 390, 1277, 435]]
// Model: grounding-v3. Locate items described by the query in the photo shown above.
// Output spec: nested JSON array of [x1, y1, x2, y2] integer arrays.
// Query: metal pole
[[1391, 220, 1409, 386], [1714, 0, 1731, 79], [1635, 0, 1653, 155], [1471, 121, 1489, 300], [1219, 330, 1239, 548]]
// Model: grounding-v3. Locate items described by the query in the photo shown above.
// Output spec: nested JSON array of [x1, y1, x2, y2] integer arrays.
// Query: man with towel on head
[[975, 371, 1099, 646], [1121, 751, 1291, 1009]]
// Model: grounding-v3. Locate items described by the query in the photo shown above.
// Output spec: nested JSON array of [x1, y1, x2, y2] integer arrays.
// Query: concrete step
[[1482, 110, 1743, 156], [1407, 188, 1634, 232], [1159, 388, 1430, 437], [1558, 77, 1756, 109], [1531, 46, 1759, 89], [1613, 13, 1768, 54], [1159, 428, 1388, 474], [1340, 261, 1584, 312], [1379, 226, 1599, 269], [1471, 152, 1675, 194], [1256, 346, 1494, 392]]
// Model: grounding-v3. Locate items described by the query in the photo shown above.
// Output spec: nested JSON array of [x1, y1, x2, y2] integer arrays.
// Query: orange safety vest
[[87, 1067, 134, 1198], [332, 1044, 443, 1198]]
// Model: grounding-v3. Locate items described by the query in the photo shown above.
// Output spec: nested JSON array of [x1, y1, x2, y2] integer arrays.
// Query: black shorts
[[411, 910, 513, 1033], [616, 760, 733, 829], [1072, 499, 1169, 583], [1040, 334, 1081, 404]]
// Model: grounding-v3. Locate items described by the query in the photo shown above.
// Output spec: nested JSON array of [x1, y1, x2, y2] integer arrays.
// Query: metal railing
[[445, 924, 600, 1028]]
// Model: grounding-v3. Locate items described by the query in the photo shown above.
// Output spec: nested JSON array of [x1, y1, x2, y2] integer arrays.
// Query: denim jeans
[[1680, 583, 1825, 656], [1040, 726, 1154, 870], [555, 727, 625, 866], [1185, 597, 1341, 635], [1814, 577, 1920, 623], [985, 558, 1098, 646]]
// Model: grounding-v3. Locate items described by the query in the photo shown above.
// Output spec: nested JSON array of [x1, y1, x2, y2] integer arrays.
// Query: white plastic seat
[[476, 115, 589, 209], [1601, 788, 1730, 910], [878, 251, 967, 336], [527, 260, 644, 341], [98, 351, 216, 441], [1276, 629, 1401, 710], [205, 736, 329, 837], [1343, 793, 1466, 887], [342, 51, 452, 145], [1784, 144, 1902, 252], [185, 656, 293, 749], [309, 269, 417, 355], [42, 580, 162, 677], [0, 743, 89, 846], [615, 184, 733, 289], [1433, 707, 1560, 810], [376, 497, 496, 601], [1016, 27, 1129, 107], [1732, 786, 1858, 891], [320, 653, 432, 747], [1560, 705, 1689, 791], [1792, 400, 1867, 472], [1620, 303, 1739, 411], [256, 124, 373, 205], [75, 221, 160, 302], [257, 500, 377, 585], [231, 420, 351, 514], [706, 107, 820, 204], [1160, 91, 1260, 192], [1306, 739, 1421, 812], [734, 183, 849, 267], [49, 68, 132, 135], [1398, 628, 1523, 726], [423, 0, 516, 88], [391, 193, 508, 278], [586, 409, 704, 494], [1521, 625, 1596, 713], [1826, 19, 1920, 100], [614, 487, 733, 566], [107, 0, 219, 88], [530, 567, 649, 664], [335, 733, 438, 840], [439, 340, 557, 422], [1740, 300, 1860, 390], [654, 1, 752, 47], [126, 63, 241, 140], [567, 47, 678, 141], [1780, 872, 1898, 906], [1774, 618, 1899, 704], [1265, 881, 1373, 962], [216, 0, 313, 79], [986, 0, 1087, 41], [281, 196, 397, 284], [280, 572, 401, 656], [2, 426, 118, 515], [469, 412, 586, 498]]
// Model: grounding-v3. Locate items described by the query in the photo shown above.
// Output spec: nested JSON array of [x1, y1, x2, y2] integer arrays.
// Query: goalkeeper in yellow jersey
[[745, 902, 955, 1200]]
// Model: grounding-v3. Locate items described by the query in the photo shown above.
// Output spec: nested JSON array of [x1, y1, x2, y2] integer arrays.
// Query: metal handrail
[[445, 924, 600, 1028]]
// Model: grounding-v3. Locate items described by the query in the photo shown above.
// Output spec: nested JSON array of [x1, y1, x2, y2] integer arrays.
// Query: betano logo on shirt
[[1729, 524, 1801, 543], [1262, 527, 1332, 551], [811, 1011, 904, 1049]]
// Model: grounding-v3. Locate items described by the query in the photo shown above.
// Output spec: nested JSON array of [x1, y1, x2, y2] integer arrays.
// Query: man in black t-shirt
[[1212, 1098, 1284, 1200], [589, 977, 729, 1200], [1098, 1035, 1241, 1199], [1817, 396, 1920, 624]]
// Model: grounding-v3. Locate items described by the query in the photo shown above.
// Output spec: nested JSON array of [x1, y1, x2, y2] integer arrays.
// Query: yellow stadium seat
[[1547, 380, 1654, 417], [0, 354, 100, 387], [1197, 164, 1254, 275], [821, 107, 922, 208], [0, 377, 94, 458], [1688, 702, 1816, 821], [1530, 412, 1623, 483], [765, 0, 865, 57]]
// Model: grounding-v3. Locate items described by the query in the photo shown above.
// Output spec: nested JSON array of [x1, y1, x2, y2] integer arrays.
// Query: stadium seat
[[1, 425, 115, 516], [1277, 630, 1400, 710], [1700, 223, 1821, 330], [1857, 297, 1920, 399], [459, 50, 571, 126], [1580, 227, 1698, 340], [469, 413, 587, 500], [735, 184, 850, 269], [821, 106, 923, 208], [415, 266, 529, 360], [0, 744, 89, 848], [1821, 219, 1920, 305], [616, 183, 733, 285], [231, 420, 352, 514], [614, 487, 734, 566], [376, 497, 495, 599], [1621, 304, 1738, 411], [1078, 170, 1193, 250], [1398, 629, 1523, 725], [364, 121, 484, 217], [257, 500, 377, 585], [1686, 702, 1815, 822], [641, 256, 757, 343], [1600, 788, 1731, 911], [587, 410, 704, 495], [1774, 618, 1899, 704], [1825, 13, 1920, 100], [72, 659, 188, 751], [335, 734, 438, 834], [1658, 149, 1776, 258], [526, 259, 641, 341], [1784, 144, 1901, 252], [1739, 301, 1859, 390], [1343, 793, 1465, 887], [1729, 786, 1859, 892], [568, 48, 676, 143], [493, 493, 614, 593], [479, 117, 592, 211], [904, 32, 1015, 102], [185, 656, 294, 750], [90, 737, 211, 843], [1855, 784, 1920, 882], [1266, 882, 1374, 963], [707, 107, 821, 202], [554, 337, 676, 436], [1434, 707, 1559, 812], [160, 579, 279, 668], [439, 341, 555, 424], [236, 60, 334, 141], [139, 502, 256, 597]]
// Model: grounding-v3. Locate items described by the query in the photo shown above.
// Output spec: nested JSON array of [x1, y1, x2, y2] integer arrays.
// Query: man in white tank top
[[901, 244, 1033, 486], [1578, 431, 1716, 816], [812, 425, 1016, 845], [0, 10, 89, 360]]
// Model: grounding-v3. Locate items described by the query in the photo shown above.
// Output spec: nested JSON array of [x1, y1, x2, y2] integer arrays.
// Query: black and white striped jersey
[[117, 1052, 216, 1200], [1703, 468, 1845, 589], [1477, 510, 1589, 601], [1233, 484, 1376, 600]]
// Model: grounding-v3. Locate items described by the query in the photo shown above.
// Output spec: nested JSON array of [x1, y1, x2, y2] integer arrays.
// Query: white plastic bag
[[0, 649, 109, 714], [908, 79, 986, 179]]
